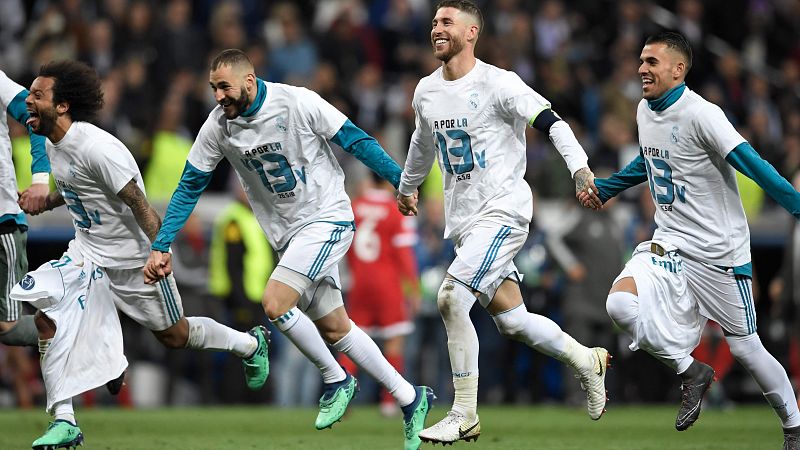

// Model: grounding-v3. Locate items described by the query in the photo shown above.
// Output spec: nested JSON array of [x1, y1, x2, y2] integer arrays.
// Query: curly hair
[[38, 60, 104, 123]]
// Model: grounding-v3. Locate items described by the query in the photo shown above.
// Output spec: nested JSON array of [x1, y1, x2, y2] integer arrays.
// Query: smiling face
[[209, 64, 254, 120], [638, 42, 686, 100], [25, 76, 61, 137], [431, 7, 474, 62]]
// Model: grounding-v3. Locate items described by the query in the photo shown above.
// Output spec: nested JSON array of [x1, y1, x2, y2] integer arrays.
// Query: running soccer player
[[397, 1, 609, 444], [15, 60, 268, 450], [579, 31, 800, 448], [143, 49, 433, 450], [0, 69, 50, 348]]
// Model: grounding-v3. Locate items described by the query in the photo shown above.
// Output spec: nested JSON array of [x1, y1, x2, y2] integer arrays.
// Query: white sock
[[727, 333, 800, 428], [53, 398, 75, 425], [452, 376, 478, 420], [270, 307, 345, 384], [185, 316, 256, 358], [332, 322, 416, 407], [438, 280, 480, 418], [492, 304, 569, 358], [607, 291, 693, 375]]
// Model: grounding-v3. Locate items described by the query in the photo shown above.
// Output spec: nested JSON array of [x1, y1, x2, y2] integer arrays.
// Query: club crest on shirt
[[671, 126, 679, 144], [276, 116, 287, 132], [468, 92, 479, 110], [20, 274, 35, 290]]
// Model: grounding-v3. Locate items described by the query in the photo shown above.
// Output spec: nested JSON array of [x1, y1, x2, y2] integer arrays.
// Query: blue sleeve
[[7, 90, 49, 174], [594, 154, 649, 203], [330, 119, 402, 188], [726, 142, 800, 219], [152, 161, 213, 252]]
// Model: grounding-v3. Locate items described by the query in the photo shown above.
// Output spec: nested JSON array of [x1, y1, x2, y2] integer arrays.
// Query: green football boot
[[315, 374, 358, 430], [243, 325, 270, 390], [402, 386, 435, 450], [31, 420, 84, 450]]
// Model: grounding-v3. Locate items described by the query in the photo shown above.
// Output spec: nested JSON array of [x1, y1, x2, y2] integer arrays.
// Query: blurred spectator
[[264, 2, 318, 85]]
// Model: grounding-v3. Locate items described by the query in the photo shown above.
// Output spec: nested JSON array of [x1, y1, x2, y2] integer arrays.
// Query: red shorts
[[346, 286, 413, 339]]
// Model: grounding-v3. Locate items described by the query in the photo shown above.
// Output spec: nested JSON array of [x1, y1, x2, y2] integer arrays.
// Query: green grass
[[0, 404, 782, 449]]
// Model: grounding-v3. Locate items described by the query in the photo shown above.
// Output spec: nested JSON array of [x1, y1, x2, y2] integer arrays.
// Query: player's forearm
[[152, 162, 212, 252], [547, 121, 589, 177], [117, 179, 163, 242], [727, 142, 800, 219], [398, 132, 435, 196], [44, 190, 65, 211], [595, 154, 649, 203], [7, 90, 51, 174], [331, 120, 402, 188]]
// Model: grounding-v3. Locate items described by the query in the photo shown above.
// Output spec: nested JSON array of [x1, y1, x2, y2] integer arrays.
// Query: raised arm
[[116, 179, 162, 242], [8, 88, 51, 214], [726, 142, 800, 219]]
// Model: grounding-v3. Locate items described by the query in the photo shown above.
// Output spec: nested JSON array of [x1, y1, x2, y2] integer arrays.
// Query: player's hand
[[574, 167, 602, 210], [18, 183, 50, 215], [143, 250, 172, 284], [397, 191, 418, 216]]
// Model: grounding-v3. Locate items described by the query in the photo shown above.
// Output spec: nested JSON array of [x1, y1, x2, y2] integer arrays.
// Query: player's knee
[[437, 279, 468, 318], [492, 308, 525, 340], [606, 291, 639, 327], [154, 325, 189, 349], [725, 333, 762, 360]]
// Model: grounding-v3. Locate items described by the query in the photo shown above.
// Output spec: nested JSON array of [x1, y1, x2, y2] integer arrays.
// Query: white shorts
[[107, 266, 183, 332], [614, 241, 705, 359], [682, 257, 756, 336], [10, 252, 127, 413], [448, 221, 526, 307], [274, 222, 353, 320]]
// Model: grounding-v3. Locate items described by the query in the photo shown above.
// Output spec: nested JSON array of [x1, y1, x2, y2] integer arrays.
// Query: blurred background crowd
[[1, 0, 799, 416]]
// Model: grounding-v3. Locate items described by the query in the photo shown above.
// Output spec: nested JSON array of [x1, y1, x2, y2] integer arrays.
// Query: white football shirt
[[0, 70, 25, 217], [48, 122, 150, 268], [188, 82, 352, 250], [638, 87, 749, 266], [399, 60, 579, 239]]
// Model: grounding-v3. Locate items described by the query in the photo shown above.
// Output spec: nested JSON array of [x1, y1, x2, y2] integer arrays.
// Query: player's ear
[[56, 101, 69, 115], [674, 60, 686, 80]]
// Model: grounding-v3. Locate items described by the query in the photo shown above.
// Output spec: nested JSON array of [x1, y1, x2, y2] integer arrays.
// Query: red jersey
[[347, 188, 418, 306]]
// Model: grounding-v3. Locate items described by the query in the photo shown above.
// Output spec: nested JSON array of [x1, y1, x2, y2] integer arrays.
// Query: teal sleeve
[[594, 154, 649, 203], [331, 119, 402, 188], [152, 161, 213, 252], [726, 142, 800, 219], [7, 90, 50, 174]]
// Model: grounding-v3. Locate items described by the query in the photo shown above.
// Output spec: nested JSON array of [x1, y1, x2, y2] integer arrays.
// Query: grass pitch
[[0, 404, 781, 449]]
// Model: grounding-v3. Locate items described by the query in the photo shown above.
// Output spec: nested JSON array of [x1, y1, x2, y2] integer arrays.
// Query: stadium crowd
[[0, 0, 799, 414]]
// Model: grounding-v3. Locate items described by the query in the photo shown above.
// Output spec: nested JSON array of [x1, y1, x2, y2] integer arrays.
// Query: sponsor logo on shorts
[[20, 274, 35, 290]]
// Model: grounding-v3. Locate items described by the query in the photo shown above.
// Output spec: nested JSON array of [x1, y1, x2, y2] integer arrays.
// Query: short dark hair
[[210, 48, 253, 72], [645, 31, 693, 74], [436, 0, 483, 37], [38, 60, 103, 123]]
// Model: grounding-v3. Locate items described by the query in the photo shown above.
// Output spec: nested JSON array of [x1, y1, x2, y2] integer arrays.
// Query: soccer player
[[142, 49, 433, 450], [0, 70, 50, 348], [579, 31, 800, 448], [14, 60, 268, 450], [344, 171, 421, 417], [396, 1, 610, 444]]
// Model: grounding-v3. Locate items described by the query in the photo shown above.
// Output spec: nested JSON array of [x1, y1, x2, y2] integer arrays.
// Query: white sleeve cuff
[[31, 173, 50, 185]]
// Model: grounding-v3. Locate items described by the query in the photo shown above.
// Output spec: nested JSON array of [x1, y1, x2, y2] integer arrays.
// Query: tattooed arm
[[573, 167, 602, 210], [117, 179, 162, 243]]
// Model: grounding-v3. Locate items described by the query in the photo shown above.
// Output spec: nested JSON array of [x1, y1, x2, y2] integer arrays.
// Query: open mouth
[[433, 38, 448, 49], [26, 111, 39, 127]]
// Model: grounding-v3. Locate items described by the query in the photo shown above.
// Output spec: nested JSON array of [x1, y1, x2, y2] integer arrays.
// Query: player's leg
[[686, 261, 800, 445], [314, 294, 433, 449], [0, 228, 37, 347], [380, 333, 406, 417], [608, 243, 711, 430], [489, 279, 610, 420]]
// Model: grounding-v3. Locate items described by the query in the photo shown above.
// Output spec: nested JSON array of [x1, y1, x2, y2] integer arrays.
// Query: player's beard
[[32, 107, 57, 137], [222, 89, 251, 120], [434, 35, 465, 63]]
